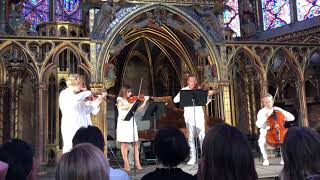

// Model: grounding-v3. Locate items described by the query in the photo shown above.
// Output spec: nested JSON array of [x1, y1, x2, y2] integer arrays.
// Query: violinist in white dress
[[116, 86, 149, 171], [59, 74, 106, 153]]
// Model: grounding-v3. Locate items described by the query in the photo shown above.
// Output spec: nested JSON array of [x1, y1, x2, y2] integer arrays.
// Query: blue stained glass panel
[[29, 0, 43, 6], [55, 0, 82, 24], [262, 0, 291, 30], [297, 0, 320, 21], [224, 0, 241, 36], [19, 0, 49, 32]]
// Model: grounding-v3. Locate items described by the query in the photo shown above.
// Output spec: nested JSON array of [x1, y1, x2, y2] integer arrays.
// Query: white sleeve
[[256, 109, 267, 128], [59, 90, 67, 110], [84, 101, 100, 115], [173, 92, 180, 103], [206, 96, 212, 105], [74, 90, 92, 102], [275, 107, 295, 121]]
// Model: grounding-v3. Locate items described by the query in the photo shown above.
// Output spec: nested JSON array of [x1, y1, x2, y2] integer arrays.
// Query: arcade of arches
[[0, 0, 320, 164]]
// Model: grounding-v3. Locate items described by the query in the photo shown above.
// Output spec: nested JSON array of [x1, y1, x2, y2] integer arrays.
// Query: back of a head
[[72, 126, 105, 152], [201, 123, 258, 180], [66, 74, 81, 87], [0, 139, 34, 180], [154, 127, 189, 167], [281, 127, 320, 180], [56, 143, 110, 180]]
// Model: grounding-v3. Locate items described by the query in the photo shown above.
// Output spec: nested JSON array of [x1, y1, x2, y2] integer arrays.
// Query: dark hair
[[199, 123, 258, 180], [0, 139, 34, 180], [207, 117, 224, 128], [280, 127, 320, 180], [154, 127, 189, 167], [118, 85, 131, 98], [72, 126, 105, 152]]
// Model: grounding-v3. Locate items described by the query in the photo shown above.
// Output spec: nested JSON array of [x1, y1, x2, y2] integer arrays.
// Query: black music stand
[[123, 99, 143, 174], [142, 101, 166, 131], [180, 89, 208, 107], [141, 101, 166, 164], [124, 99, 143, 121], [180, 89, 208, 166]]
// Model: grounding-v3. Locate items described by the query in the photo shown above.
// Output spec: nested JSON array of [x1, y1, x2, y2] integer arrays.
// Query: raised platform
[[38, 157, 282, 180]]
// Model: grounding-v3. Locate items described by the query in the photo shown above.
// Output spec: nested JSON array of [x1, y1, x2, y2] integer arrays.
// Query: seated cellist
[[256, 93, 294, 166]]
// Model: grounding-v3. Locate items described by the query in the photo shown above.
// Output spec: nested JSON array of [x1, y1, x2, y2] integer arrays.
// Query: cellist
[[256, 93, 294, 166]]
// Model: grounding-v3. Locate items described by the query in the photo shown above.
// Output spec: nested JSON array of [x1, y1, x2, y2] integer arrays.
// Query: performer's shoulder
[[117, 97, 125, 102], [59, 88, 68, 95], [181, 86, 189, 90], [257, 107, 266, 114]]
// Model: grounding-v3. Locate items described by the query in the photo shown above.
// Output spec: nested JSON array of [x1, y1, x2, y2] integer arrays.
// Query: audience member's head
[[280, 127, 320, 180], [154, 127, 189, 167], [72, 126, 105, 151], [56, 143, 110, 180], [207, 117, 224, 129], [199, 123, 258, 180], [0, 139, 37, 180]]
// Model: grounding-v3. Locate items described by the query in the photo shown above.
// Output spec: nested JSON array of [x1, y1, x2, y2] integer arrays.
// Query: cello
[[265, 88, 288, 147]]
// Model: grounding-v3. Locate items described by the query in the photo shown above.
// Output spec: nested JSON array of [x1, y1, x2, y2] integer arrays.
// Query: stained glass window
[[297, 0, 320, 21], [55, 0, 82, 24], [224, 0, 241, 36], [19, 0, 49, 31], [262, 0, 291, 30]]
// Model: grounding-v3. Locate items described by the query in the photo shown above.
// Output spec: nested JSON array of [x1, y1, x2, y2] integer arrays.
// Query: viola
[[266, 110, 288, 147]]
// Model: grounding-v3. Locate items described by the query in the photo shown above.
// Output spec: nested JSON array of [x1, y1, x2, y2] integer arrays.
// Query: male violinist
[[174, 75, 214, 165], [256, 93, 295, 166]]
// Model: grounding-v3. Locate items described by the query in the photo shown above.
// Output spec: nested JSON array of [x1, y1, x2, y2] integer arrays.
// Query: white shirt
[[256, 106, 295, 134], [59, 88, 100, 130]]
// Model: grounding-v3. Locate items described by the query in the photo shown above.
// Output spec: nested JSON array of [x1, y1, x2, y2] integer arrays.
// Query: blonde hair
[[66, 74, 82, 88], [56, 143, 110, 180]]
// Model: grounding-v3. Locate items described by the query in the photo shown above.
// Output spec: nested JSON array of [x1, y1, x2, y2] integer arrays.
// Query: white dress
[[116, 97, 139, 142], [59, 88, 100, 153]]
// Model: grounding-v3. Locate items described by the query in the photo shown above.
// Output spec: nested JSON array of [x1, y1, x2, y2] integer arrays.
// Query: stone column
[[243, 70, 252, 133], [0, 0, 6, 33], [218, 81, 232, 125], [0, 84, 6, 144], [34, 83, 47, 164], [246, 67, 257, 134], [297, 80, 308, 127], [90, 83, 108, 154], [260, 78, 268, 96], [7, 65, 24, 139]]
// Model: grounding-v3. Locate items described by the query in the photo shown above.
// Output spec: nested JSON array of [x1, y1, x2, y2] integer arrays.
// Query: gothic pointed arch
[[96, 3, 222, 83]]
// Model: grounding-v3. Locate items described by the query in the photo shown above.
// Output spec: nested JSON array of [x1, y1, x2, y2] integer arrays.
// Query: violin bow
[[273, 87, 279, 102], [200, 78, 208, 88], [137, 78, 143, 99]]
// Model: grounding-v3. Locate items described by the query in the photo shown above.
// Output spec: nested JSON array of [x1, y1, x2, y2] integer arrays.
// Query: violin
[[127, 94, 154, 103], [127, 95, 145, 103], [126, 78, 153, 103], [83, 92, 116, 101], [265, 88, 288, 147]]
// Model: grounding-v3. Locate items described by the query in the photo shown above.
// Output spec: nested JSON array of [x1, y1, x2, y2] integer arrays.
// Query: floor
[[38, 157, 282, 180]]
